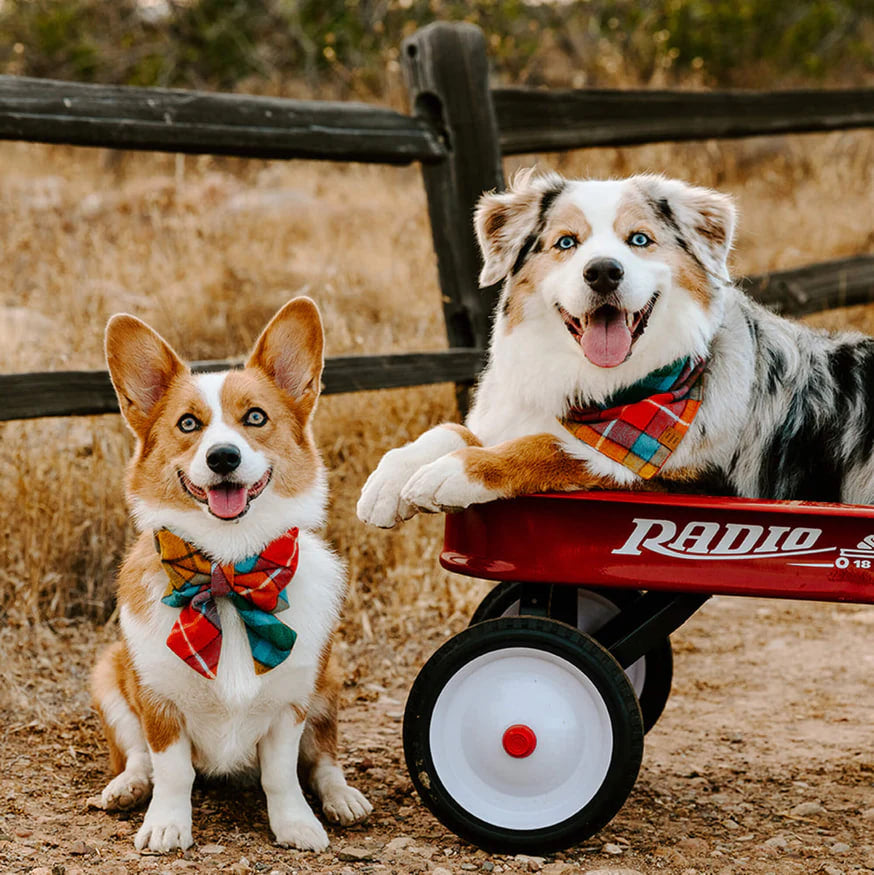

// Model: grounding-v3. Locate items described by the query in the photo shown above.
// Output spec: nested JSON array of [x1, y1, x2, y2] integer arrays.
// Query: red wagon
[[402, 492, 874, 854]]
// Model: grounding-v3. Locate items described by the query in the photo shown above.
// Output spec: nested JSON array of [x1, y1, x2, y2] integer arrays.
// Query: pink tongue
[[581, 307, 632, 368], [207, 484, 248, 519]]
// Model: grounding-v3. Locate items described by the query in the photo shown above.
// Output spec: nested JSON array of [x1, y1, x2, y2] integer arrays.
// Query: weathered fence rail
[[0, 349, 487, 421], [0, 75, 445, 164], [493, 87, 874, 154], [2, 21, 874, 422]]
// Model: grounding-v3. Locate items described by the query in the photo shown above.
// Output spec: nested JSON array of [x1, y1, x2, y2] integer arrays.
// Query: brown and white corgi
[[92, 297, 371, 854]]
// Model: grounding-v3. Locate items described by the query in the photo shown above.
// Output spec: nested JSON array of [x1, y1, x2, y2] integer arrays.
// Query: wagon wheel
[[403, 616, 644, 855], [469, 581, 672, 734]]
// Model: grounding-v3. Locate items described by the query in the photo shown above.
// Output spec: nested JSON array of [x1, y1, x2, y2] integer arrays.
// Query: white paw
[[358, 428, 470, 528], [358, 442, 441, 528], [134, 804, 193, 853], [100, 769, 152, 811], [272, 813, 330, 852], [322, 785, 373, 826], [400, 454, 498, 514]]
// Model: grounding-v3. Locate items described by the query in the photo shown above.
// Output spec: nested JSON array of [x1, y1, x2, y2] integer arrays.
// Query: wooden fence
[[2, 22, 874, 421]]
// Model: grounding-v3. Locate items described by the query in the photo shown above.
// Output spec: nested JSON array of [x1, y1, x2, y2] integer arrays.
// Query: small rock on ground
[[790, 800, 826, 816], [337, 846, 376, 862]]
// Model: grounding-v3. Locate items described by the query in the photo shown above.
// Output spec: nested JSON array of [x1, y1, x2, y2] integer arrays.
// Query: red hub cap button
[[502, 723, 537, 758]]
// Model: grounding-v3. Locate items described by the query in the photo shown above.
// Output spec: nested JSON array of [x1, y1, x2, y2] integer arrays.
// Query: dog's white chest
[[122, 540, 342, 776]]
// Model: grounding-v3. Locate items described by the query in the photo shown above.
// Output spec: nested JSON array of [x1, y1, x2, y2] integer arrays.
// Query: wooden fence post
[[402, 22, 504, 416]]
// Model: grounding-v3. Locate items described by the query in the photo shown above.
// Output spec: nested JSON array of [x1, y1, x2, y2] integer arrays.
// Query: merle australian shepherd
[[358, 169, 871, 528]]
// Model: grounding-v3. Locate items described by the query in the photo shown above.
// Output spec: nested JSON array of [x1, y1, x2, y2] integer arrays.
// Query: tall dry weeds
[[2, 129, 874, 646]]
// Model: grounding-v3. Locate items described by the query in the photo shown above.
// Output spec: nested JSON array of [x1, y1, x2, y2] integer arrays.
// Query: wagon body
[[442, 491, 874, 605]]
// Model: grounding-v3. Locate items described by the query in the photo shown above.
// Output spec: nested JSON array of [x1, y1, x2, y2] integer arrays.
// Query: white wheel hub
[[500, 590, 647, 697], [429, 646, 614, 830]]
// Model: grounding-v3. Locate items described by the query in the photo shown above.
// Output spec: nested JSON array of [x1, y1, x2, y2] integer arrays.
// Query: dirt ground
[[1, 594, 873, 875]]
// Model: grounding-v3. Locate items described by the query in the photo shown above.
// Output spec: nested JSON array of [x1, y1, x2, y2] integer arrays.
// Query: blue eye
[[628, 232, 652, 248], [243, 407, 268, 427], [555, 235, 577, 250], [177, 414, 201, 433]]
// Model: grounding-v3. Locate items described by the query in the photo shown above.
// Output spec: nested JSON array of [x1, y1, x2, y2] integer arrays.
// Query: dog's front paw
[[272, 813, 330, 852], [322, 785, 372, 826], [357, 446, 422, 528], [134, 804, 193, 853], [400, 454, 499, 514], [358, 427, 474, 527], [99, 769, 152, 811]]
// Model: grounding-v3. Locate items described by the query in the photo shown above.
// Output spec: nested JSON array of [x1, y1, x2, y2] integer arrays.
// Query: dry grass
[[2, 128, 874, 646]]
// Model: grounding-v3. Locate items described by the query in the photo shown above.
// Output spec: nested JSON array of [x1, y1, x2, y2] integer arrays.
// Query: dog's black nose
[[584, 258, 624, 295], [206, 443, 242, 475]]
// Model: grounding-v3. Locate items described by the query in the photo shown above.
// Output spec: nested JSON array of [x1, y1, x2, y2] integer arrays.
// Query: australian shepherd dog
[[92, 298, 370, 853], [358, 169, 874, 526]]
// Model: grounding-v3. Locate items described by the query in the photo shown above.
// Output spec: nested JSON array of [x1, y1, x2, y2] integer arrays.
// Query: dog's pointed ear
[[105, 314, 186, 436], [474, 169, 566, 287], [247, 296, 324, 421], [638, 176, 737, 277]]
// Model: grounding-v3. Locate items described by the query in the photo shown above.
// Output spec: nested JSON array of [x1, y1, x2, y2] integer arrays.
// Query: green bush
[[0, 0, 871, 93]]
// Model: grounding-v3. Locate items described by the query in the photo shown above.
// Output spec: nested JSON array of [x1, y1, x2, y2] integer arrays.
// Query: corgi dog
[[92, 297, 371, 854], [358, 169, 874, 525]]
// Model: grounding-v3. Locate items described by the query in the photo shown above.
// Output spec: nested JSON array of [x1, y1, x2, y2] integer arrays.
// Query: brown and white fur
[[92, 298, 371, 854], [359, 168, 874, 525]]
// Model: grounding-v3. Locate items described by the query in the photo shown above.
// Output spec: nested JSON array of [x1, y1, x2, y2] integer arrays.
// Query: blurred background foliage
[[0, 0, 872, 98]]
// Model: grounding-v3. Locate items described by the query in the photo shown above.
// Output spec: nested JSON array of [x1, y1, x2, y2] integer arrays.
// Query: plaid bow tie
[[155, 528, 299, 679], [562, 357, 707, 480]]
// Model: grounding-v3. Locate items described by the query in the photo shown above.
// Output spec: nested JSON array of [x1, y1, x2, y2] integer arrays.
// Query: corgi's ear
[[105, 314, 186, 436], [474, 168, 566, 287], [247, 296, 324, 421]]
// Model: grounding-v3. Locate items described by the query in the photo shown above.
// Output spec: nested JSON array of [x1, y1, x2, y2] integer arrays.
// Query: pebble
[[831, 842, 851, 854], [69, 840, 96, 855], [199, 844, 225, 854], [28, 868, 52, 875], [821, 866, 844, 875], [338, 846, 376, 862], [482, 863, 495, 872], [383, 836, 414, 854], [432, 868, 453, 875], [763, 835, 789, 850], [410, 844, 435, 859], [602, 842, 624, 855], [461, 866, 478, 872], [583, 869, 646, 875], [790, 800, 826, 816], [862, 808, 874, 819], [541, 865, 577, 875], [514, 855, 545, 872]]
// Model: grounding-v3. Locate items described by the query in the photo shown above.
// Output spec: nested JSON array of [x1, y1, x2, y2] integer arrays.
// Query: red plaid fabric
[[156, 528, 299, 679], [562, 358, 707, 479]]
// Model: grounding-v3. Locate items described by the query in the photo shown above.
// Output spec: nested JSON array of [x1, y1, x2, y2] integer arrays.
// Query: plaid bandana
[[561, 357, 707, 480], [155, 528, 299, 679]]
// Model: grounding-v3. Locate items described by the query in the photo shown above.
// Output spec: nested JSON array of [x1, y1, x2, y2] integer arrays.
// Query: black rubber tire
[[403, 616, 644, 855], [469, 581, 673, 734]]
